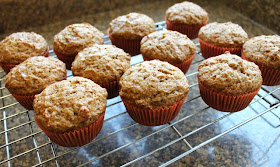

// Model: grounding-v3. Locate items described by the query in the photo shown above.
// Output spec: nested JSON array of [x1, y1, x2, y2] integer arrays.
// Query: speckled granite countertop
[[0, 0, 279, 167]]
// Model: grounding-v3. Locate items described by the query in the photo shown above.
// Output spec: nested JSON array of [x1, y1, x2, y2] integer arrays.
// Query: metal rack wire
[[0, 21, 279, 167]]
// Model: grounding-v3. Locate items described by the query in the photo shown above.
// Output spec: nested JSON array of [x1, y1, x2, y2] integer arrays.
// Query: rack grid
[[0, 21, 279, 167]]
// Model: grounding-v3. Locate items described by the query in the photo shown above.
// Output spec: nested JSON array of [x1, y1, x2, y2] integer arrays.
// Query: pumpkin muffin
[[53, 23, 104, 69], [72, 45, 130, 99], [34, 77, 107, 147], [242, 35, 280, 86], [165, 1, 209, 39], [198, 52, 262, 112], [108, 13, 155, 56], [0, 32, 49, 73], [141, 30, 196, 73], [119, 60, 190, 126], [5, 56, 66, 110], [198, 22, 248, 58]]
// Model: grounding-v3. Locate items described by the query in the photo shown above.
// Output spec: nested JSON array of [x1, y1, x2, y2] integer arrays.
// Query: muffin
[[141, 30, 196, 73], [108, 13, 155, 56], [34, 77, 107, 147], [0, 32, 49, 73], [119, 60, 190, 126], [72, 45, 130, 99], [165, 1, 209, 39], [53, 23, 104, 69], [5, 56, 67, 110], [198, 52, 262, 112], [198, 22, 248, 58], [242, 35, 280, 86]]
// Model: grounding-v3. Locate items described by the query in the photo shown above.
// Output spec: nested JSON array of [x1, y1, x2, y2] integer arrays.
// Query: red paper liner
[[0, 46, 49, 73], [54, 51, 76, 70], [12, 94, 35, 110], [107, 29, 140, 56], [199, 38, 242, 59], [0, 64, 17, 74], [198, 80, 260, 112], [121, 96, 187, 126], [241, 51, 280, 86], [165, 17, 208, 39], [99, 81, 119, 99], [143, 53, 195, 74], [35, 112, 105, 147]]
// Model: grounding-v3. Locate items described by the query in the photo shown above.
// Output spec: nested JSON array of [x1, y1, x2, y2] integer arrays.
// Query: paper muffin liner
[[165, 17, 208, 39], [241, 51, 280, 86], [35, 112, 105, 147], [0, 64, 17, 74], [11, 94, 35, 110], [198, 80, 260, 112], [107, 29, 140, 56], [121, 96, 187, 126], [143, 53, 195, 74], [99, 81, 119, 99], [199, 38, 242, 59], [54, 51, 76, 70], [0, 46, 49, 73]]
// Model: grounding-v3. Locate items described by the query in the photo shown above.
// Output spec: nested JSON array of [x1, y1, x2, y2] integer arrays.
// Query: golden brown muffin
[[119, 60, 190, 109], [198, 22, 248, 47], [140, 30, 196, 64], [5, 56, 66, 95], [34, 77, 107, 133], [53, 23, 104, 56], [165, 1, 208, 25], [198, 52, 262, 95], [72, 45, 130, 83], [0, 32, 48, 64], [108, 13, 155, 40], [242, 35, 280, 69]]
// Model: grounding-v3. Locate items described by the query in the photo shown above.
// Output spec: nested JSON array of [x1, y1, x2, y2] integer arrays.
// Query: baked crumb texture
[[53, 23, 104, 56], [34, 77, 108, 133], [141, 30, 196, 64], [0, 32, 48, 64], [120, 60, 190, 109], [5, 56, 66, 95], [198, 52, 262, 95], [165, 1, 208, 25]]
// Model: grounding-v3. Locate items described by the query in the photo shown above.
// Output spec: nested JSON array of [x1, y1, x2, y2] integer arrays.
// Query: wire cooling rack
[[0, 21, 279, 167]]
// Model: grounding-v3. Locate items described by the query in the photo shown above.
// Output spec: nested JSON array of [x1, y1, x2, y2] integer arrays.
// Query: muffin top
[[34, 77, 107, 133], [243, 35, 280, 69], [72, 45, 130, 83], [141, 30, 196, 64], [53, 23, 104, 56], [165, 1, 208, 25], [198, 22, 248, 47], [120, 60, 189, 109], [0, 32, 48, 64], [5, 56, 66, 95], [108, 13, 155, 40], [198, 52, 262, 95]]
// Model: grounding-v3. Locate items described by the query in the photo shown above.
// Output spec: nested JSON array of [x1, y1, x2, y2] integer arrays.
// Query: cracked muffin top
[[34, 77, 107, 133], [242, 35, 280, 69], [198, 52, 262, 95], [141, 30, 196, 64], [5, 56, 66, 95], [119, 60, 189, 109], [198, 22, 248, 47], [53, 23, 104, 56], [165, 1, 208, 25], [0, 32, 48, 64], [108, 13, 155, 40], [72, 45, 130, 83]]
